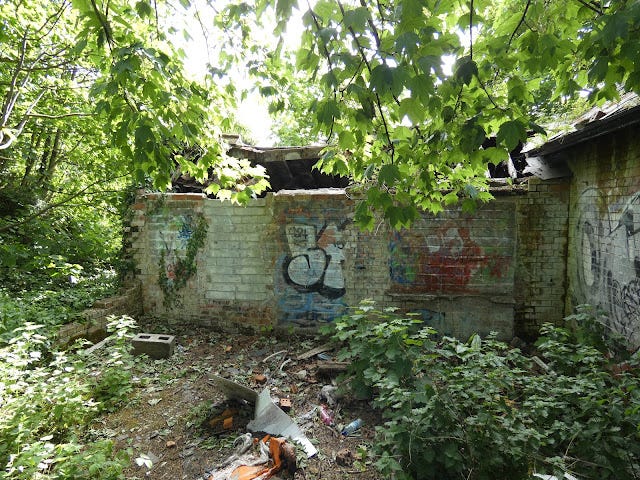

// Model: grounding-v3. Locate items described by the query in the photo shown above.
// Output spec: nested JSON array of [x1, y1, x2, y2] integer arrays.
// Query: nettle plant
[[326, 301, 640, 480]]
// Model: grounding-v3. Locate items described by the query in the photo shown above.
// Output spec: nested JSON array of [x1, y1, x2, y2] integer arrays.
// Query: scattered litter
[[341, 418, 363, 436], [166, 440, 176, 448], [335, 448, 354, 467], [532, 355, 556, 375], [262, 349, 287, 363], [210, 375, 318, 457], [297, 406, 318, 423], [135, 451, 159, 469], [248, 389, 318, 457], [179, 447, 194, 458], [204, 434, 296, 480], [317, 361, 349, 376], [278, 358, 292, 372], [294, 370, 307, 380], [317, 352, 332, 361], [253, 374, 268, 384], [205, 401, 253, 435], [82, 335, 113, 355], [319, 405, 334, 426], [279, 397, 292, 412], [297, 343, 332, 361]]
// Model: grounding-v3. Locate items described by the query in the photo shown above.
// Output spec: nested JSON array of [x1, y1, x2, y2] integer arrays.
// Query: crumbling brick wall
[[565, 125, 640, 347], [56, 283, 143, 346], [127, 189, 533, 340]]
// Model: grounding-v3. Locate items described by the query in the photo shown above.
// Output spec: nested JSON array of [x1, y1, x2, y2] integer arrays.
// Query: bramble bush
[[0, 315, 137, 479], [326, 301, 640, 480]]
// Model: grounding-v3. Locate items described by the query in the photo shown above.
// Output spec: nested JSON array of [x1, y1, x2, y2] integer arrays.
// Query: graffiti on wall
[[389, 219, 513, 293], [574, 188, 640, 342], [283, 223, 346, 298], [277, 220, 348, 324]]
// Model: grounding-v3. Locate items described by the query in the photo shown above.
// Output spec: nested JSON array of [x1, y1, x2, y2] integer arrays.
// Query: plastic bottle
[[319, 405, 334, 426], [341, 418, 363, 435]]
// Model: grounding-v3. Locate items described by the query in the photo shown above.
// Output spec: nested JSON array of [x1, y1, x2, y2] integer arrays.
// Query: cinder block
[[132, 333, 175, 359]]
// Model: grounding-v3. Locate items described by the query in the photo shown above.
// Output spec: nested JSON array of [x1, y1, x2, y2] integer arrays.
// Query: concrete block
[[132, 333, 175, 359]]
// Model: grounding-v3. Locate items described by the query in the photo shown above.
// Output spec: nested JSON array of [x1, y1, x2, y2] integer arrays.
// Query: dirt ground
[[92, 319, 384, 480]]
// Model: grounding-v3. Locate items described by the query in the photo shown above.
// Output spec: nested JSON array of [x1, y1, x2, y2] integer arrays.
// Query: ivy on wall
[[158, 213, 208, 307]]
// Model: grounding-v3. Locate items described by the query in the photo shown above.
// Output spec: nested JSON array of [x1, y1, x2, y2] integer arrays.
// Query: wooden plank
[[296, 343, 333, 361]]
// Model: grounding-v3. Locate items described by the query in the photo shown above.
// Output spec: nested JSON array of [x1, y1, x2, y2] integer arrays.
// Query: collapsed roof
[[525, 92, 640, 179], [173, 94, 640, 195]]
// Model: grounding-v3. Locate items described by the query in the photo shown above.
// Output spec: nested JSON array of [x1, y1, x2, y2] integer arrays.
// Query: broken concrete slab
[[210, 375, 317, 457], [209, 375, 259, 404]]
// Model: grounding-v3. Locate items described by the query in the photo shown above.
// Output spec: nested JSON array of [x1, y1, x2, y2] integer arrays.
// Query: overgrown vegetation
[[0, 271, 137, 479], [325, 302, 640, 479], [0, 273, 117, 340], [0, 314, 137, 479]]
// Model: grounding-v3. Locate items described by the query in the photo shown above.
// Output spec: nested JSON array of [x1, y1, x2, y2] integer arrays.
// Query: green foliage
[[0, 315, 137, 479], [326, 301, 640, 479], [0, 272, 117, 340], [221, 0, 640, 227], [0, 0, 269, 295]]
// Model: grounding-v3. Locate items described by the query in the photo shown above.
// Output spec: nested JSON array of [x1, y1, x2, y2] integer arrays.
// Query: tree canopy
[[221, 0, 638, 227], [2, 0, 640, 237]]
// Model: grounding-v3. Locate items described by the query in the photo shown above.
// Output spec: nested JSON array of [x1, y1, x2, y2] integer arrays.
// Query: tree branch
[[506, 0, 532, 53], [90, 0, 114, 48], [337, 1, 394, 162], [359, 0, 381, 50], [306, 1, 334, 72], [574, 0, 604, 15], [26, 112, 93, 120], [306, 0, 338, 138], [469, 0, 474, 60], [1, 30, 28, 127]]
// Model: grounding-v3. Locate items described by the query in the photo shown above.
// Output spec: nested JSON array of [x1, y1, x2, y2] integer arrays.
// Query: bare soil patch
[[92, 321, 383, 480]]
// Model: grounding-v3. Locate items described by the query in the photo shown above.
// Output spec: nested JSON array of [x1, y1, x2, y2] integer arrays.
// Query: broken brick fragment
[[279, 397, 292, 412]]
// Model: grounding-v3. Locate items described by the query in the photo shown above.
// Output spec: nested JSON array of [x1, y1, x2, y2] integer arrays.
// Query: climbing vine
[[158, 213, 208, 307]]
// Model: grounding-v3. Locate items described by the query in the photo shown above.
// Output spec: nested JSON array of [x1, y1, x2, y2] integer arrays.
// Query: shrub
[[0, 271, 117, 341], [327, 301, 640, 480]]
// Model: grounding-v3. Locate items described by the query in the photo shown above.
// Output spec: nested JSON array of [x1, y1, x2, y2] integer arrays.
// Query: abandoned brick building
[[124, 96, 640, 347]]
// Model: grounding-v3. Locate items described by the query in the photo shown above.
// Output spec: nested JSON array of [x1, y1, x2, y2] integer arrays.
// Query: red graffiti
[[420, 227, 485, 291], [391, 223, 512, 294]]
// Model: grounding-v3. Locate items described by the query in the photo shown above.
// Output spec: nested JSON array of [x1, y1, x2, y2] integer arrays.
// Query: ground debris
[[98, 325, 382, 480]]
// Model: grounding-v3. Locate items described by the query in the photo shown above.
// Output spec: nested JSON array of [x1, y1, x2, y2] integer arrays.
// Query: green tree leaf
[[497, 120, 527, 151]]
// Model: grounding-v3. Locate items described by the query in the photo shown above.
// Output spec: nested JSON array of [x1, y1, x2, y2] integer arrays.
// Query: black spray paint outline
[[282, 221, 349, 299]]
